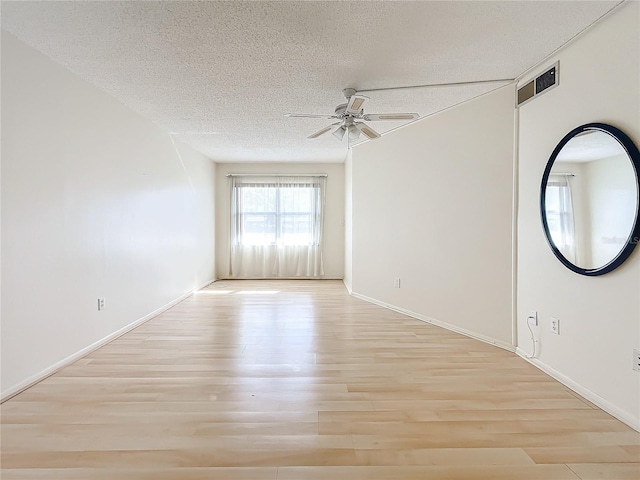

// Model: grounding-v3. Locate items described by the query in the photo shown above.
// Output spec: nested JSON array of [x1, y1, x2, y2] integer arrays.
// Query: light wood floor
[[1, 280, 638, 479]]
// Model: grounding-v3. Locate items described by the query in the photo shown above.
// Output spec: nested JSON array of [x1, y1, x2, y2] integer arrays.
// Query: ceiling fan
[[285, 88, 419, 142]]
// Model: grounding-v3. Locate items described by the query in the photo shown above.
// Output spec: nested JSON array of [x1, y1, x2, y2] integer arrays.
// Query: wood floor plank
[[0, 468, 278, 480], [567, 463, 640, 479], [353, 447, 536, 466], [1, 279, 638, 480], [524, 445, 638, 464], [276, 465, 582, 480]]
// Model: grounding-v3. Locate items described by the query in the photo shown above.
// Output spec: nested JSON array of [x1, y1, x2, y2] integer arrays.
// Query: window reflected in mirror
[[545, 173, 576, 263]]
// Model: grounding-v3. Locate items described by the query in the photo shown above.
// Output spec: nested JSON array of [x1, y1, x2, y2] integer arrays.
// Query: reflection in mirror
[[542, 124, 640, 275]]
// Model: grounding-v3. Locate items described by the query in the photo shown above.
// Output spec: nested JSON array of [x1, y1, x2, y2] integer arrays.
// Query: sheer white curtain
[[229, 175, 326, 278], [546, 174, 576, 262]]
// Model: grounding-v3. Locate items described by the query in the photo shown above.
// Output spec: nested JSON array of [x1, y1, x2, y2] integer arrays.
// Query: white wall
[[344, 150, 353, 293], [1, 32, 216, 397], [585, 154, 637, 268], [350, 85, 515, 348], [215, 162, 344, 279], [517, 1, 640, 429]]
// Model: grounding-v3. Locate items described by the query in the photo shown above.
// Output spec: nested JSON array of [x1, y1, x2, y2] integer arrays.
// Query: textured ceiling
[[1, 1, 621, 163], [557, 131, 626, 163]]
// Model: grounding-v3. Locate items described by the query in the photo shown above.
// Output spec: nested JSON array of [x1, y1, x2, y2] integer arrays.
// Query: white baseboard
[[343, 279, 353, 295], [515, 348, 640, 433], [350, 291, 515, 353], [0, 279, 215, 403], [217, 277, 344, 280]]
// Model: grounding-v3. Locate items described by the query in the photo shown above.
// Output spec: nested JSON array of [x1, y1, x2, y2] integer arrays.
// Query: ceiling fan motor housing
[[342, 88, 357, 99]]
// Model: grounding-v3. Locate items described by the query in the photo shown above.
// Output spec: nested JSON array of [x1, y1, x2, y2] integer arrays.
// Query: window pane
[[281, 213, 313, 245], [280, 185, 315, 245], [545, 187, 562, 246], [241, 186, 276, 213], [280, 185, 313, 213], [240, 186, 276, 245], [241, 213, 276, 245], [545, 186, 560, 213]]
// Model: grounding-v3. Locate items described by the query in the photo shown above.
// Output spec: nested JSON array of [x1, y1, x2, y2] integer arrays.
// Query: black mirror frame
[[540, 123, 640, 276]]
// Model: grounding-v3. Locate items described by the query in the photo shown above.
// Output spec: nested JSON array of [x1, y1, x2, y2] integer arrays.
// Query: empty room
[[1, 1, 639, 479]]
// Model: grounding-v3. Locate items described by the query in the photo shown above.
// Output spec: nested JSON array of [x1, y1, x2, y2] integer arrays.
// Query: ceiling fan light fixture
[[333, 125, 346, 141], [348, 124, 360, 140]]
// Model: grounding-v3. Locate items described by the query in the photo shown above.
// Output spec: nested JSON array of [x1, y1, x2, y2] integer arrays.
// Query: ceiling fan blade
[[363, 113, 419, 121], [356, 122, 381, 140], [285, 113, 337, 119], [307, 123, 339, 139], [346, 94, 368, 115]]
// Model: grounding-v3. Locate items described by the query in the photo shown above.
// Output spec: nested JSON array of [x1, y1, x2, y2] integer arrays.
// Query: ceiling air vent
[[517, 61, 559, 107], [517, 80, 535, 105]]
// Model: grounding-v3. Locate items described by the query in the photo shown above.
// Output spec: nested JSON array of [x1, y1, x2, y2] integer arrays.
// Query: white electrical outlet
[[527, 310, 538, 326], [393, 278, 401, 288], [98, 297, 106, 311], [633, 349, 640, 372], [550, 317, 560, 335]]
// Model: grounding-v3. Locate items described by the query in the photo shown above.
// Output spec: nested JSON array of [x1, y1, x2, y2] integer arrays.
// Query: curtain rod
[[226, 173, 327, 177]]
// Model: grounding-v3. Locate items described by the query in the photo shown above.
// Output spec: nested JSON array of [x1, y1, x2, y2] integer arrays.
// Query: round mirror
[[541, 123, 640, 276]]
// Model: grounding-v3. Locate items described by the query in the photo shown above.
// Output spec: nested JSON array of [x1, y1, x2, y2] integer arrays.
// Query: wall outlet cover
[[551, 317, 560, 335], [633, 349, 640, 372]]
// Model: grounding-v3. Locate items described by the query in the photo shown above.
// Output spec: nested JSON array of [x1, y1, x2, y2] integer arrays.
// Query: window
[[229, 175, 326, 278], [237, 183, 319, 246]]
